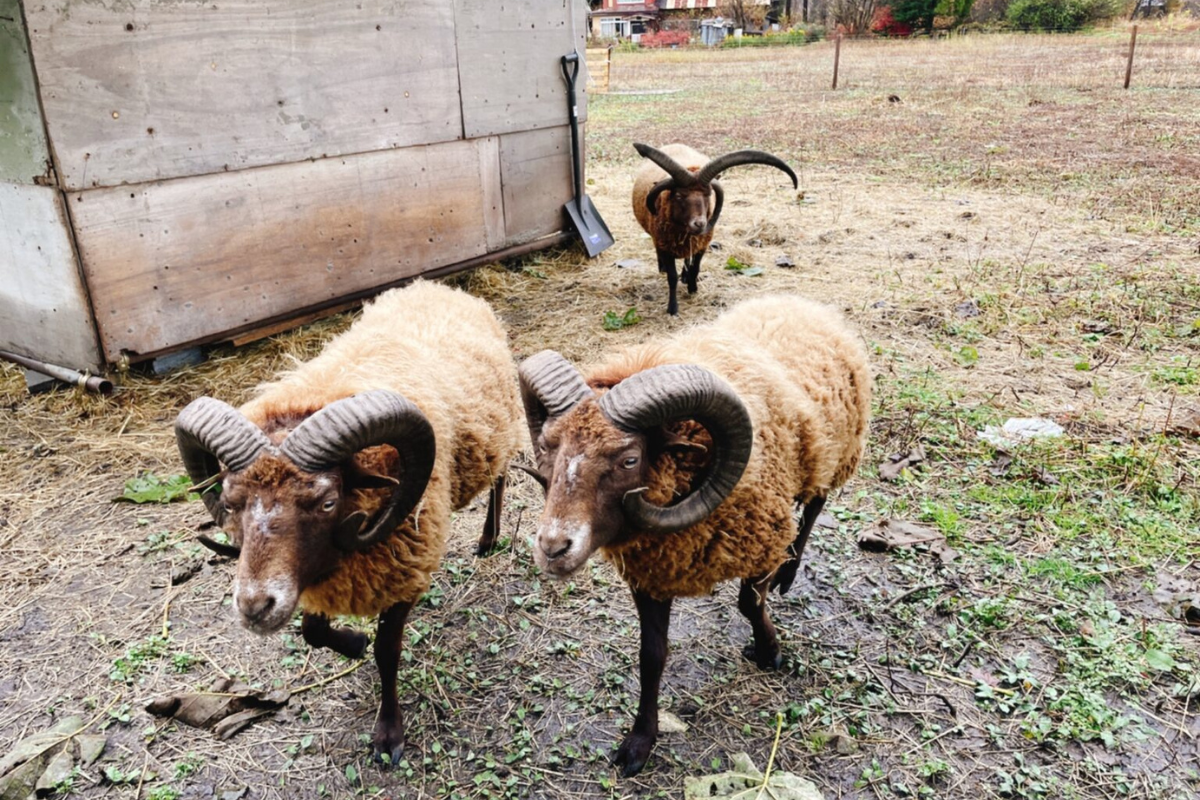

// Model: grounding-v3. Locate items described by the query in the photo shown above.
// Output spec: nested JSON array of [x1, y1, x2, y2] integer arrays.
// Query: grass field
[[2, 30, 1199, 800]]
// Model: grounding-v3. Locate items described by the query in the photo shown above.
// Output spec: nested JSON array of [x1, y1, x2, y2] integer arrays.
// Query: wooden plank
[[25, 0, 463, 190], [455, 0, 589, 139], [585, 47, 612, 94], [478, 136, 505, 252], [0, 0, 51, 184], [0, 182, 102, 369], [499, 126, 573, 247], [70, 139, 497, 360]]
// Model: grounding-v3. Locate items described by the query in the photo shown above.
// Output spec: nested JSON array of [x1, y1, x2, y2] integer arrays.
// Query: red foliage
[[871, 6, 914, 37], [639, 30, 691, 48]]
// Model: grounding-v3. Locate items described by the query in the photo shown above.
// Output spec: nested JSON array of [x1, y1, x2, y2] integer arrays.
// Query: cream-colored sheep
[[175, 280, 523, 763], [518, 293, 870, 776]]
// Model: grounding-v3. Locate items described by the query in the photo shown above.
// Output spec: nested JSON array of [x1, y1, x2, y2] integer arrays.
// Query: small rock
[[815, 512, 838, 530], [748, 238, 763, 248], [954, 300, 980, 318], [77, 735, 106, 766], [658, 710, 689, 734], [775, 255, 795, 268], [709, 242, 722, 251], [219, 788, 247, 800], [615, 258, 644, 270], [887, 94, 901, 103]]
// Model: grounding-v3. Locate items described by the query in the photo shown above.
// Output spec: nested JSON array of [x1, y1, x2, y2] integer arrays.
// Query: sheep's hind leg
[[771, 495, 826, 596], [657, 249, 680, 316], [372, 599, 414, 766], [301, 612, 368, 660], [738, 574, 783, 671], [614, 590, 673, 777], [475, 472, 507, 556]]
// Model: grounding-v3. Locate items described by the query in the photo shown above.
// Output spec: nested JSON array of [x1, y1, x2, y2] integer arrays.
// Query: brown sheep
[[631, 143, 798, 315], [518, 294, 871, 776], [174, 281, 523, 763]]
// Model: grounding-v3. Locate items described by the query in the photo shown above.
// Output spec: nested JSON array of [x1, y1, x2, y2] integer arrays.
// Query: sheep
[[173, 281, 523, 763], [518, 294, 871, 776], [631, 142, 798, 316]]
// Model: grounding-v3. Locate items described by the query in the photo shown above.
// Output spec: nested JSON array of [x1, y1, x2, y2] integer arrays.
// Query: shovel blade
[[564, 195, 614, 258]]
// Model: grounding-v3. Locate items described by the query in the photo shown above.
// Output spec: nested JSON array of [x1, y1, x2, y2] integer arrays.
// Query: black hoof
[[741, 643, 783, 671], [337, 632, 370, 661], [372, 721, 405, 768], [612, 731, 656, 777]]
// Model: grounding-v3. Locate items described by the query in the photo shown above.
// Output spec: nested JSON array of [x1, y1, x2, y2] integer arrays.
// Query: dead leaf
[[658, 710, 689, 734], [76, 736, 106, 766], [857, 519, 957, 563], [0, 716, 82, 776], [816, 512, 839, 530], [684, 752, 824, 800], [1168, 409, 1200, 438], [879, 445, 925, 481], [34, 749, 75, 796], [989, 451, 1013, 476], [146, 679, 289, 736]]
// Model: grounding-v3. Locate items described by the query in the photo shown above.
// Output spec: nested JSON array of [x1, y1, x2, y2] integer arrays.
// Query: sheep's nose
[[539, 534, 572, 561], [689, 218, 706, 233], [237, 589, 276, 623]]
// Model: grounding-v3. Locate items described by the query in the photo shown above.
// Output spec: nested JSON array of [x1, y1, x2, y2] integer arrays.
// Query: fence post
[[832, 31, 842, 90], [1124, 25, 1138, 90]]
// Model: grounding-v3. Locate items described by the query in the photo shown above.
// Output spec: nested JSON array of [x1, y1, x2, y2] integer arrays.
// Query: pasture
[[2, 31, 1199, 800]]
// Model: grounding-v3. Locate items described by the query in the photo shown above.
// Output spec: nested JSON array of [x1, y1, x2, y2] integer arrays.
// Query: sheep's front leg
[[372, 599, 414, 766], [772, 495, 826, 596], [614, 590, 673, 777], [657, 249, 680, 316], [301, 612, 368, 660], [475, 472, 507, 556], [685, 251, 703, 295], [738, 574, 783, 671]]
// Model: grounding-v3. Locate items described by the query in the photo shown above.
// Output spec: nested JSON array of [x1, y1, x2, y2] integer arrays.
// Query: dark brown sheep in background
[[631, 142, 798, 315], [174, 282, 523, 763], [518, 294, 871, 776]]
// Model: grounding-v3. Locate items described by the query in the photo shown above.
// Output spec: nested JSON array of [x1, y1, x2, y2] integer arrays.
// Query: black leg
[[475, 473, 506, 556], [372, 600, 413, 766], [738, 574, 782, 670], [657, 249, 679, 316], [614, 590, 673, 777], [685, 251, 703, 294], [301, 612, 368, 660], [772, 495, 825, 596]]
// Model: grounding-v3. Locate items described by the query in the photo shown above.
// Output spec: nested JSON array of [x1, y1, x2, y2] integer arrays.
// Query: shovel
[[560, 52, 614, 258]]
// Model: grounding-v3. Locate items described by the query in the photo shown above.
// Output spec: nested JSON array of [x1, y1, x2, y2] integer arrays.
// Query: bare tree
[[720, 0, 770, 29], [826, 0, 876, 31]]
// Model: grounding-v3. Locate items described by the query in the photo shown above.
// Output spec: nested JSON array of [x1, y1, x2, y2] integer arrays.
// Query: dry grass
[[2, 31, 1199, 800]]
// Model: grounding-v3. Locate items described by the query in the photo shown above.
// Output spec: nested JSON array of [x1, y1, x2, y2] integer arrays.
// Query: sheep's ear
[[660, 428, 708, 455], [344, 461, 401, 491]]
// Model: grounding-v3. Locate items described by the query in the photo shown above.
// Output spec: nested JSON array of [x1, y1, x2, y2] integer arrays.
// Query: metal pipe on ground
[[0, 350, 114, 395]]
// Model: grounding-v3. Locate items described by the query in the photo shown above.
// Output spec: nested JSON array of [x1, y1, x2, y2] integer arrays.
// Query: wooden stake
[[832, 32, 842, 90], [1124, 25, 1138, 90]]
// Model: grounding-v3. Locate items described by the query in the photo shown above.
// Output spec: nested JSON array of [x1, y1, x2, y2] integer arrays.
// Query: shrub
[[720, 26, 825, 47], [872, 5, 917, 34], [639, 29, 691, 48], [1005, 0, 1120, 29]]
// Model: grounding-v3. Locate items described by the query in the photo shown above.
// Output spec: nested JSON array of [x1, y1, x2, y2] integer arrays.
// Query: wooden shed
[[0, 0, 587, 374]]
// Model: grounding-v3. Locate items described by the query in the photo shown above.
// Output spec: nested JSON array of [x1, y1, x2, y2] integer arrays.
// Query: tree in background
[[891, 0, 939, 31], [828, 0, 878, 31]]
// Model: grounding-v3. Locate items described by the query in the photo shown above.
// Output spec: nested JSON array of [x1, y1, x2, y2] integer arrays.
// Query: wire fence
[[599, 29, 1200, 95]]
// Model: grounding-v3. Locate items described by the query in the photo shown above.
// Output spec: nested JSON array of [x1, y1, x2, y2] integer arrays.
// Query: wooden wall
[[3, 0, 588, 367]]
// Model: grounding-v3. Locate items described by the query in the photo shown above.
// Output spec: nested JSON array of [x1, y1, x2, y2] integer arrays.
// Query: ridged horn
[[518, 350, 594, 453], [175, 397, 274, 525], [645, 177, 674, 215], [281, 390, 436, 552], [598, 364, 753, 534], [706, 180, 725, 234], [696, 150, 798, 188], [634, 143, 697, 185]]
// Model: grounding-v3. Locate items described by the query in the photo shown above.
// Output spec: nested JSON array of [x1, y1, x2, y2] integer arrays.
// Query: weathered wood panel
[[0, 183, 101, 369], [455, 0, 589, 139], [71, 138, 502, 360], [499, 126, 574, 247], [25, 0, 463, 190], [0, 1, 51, 184]]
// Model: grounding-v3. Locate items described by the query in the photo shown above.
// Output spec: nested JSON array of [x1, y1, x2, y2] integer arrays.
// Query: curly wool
[[589, 295, 872, 600], [239, 281, 524, 616], [631, 143, 714, 260]]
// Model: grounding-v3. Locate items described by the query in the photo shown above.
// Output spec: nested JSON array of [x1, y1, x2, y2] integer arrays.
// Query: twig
[[291, 659, 366, 695], [756, 711, 785, 800]]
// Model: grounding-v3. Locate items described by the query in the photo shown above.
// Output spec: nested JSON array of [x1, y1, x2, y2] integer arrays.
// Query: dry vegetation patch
[[2, 31, 1198, 800]]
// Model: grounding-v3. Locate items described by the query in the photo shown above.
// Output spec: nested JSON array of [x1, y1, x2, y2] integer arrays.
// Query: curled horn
[[598, 364, 753, 534], [645, 177, 674, 215], [634, 143, 698, 185], [696, 150, 798, 189], [518, 351, 594, 457], [281, 390, 436, 552], [706, 180, 725, 234], [175, 397, 274, 526]]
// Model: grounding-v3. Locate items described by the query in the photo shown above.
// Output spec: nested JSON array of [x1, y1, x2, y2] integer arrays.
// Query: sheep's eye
[[621, 456, 639, 470], [222, 502, 234, 513], [321, 499, 337, 512]]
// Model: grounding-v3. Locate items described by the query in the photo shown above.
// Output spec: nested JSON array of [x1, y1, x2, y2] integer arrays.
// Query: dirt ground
[[2, 31, 1199, 800]]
